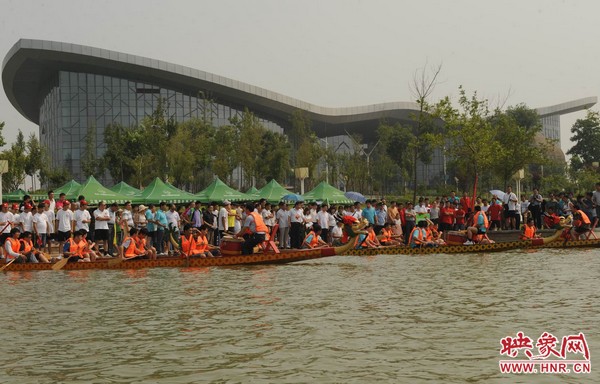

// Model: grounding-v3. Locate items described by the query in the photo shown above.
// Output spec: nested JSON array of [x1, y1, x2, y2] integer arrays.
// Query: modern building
[[2, 39, 597, 188]]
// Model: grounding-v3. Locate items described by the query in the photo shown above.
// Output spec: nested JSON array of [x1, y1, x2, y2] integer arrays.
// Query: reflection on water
[[0, 248, 598, 383]]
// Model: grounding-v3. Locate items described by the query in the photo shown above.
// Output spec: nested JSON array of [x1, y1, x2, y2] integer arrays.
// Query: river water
[[0, 248, 598, 383]]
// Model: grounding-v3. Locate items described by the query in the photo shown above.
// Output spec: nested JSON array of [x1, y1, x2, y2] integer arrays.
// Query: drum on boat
[[446, 231, 467, 245], [220, 236, 243, 255]]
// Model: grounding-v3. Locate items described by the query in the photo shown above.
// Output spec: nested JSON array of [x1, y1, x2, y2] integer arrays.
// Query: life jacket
[[425, 228, 433, 241], [544, 214, 561, 229], [195, 234, 209, 252], [365, 230, 377, 247], [521, 225, 536, 239], [248, 212, 268, 234], [474, 211, 489, 229], [303, 231, 319, 248], [380, 228, 392, 243], [181, 235, 197, 255], [122, 236, 137, 257], [68, 238, 83, 258], [5, 237, 20, 260], [135, 236, 146, 252], [575, 210, 591, 225], [19, 238, 33, 253], [409, 227, 424, 245]]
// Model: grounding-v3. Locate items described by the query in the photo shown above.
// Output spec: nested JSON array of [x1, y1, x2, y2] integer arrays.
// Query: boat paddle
[[0, 257, 18, 272], [51, 255, 73, 271]]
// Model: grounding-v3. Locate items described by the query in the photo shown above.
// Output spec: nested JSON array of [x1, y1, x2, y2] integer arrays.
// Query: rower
[[3, 228, 27, 264], [302, 224, 328, 249], [408, 220, 434, 248], [520, 218, 540, 240], [379, 222, 402, 246], [571, 204, 591, 240], [464, 205, 488, 245], [234, 203, 268, 255], [194, 224, 220, 257], [63, 230, 91, 262], [120, 228, 148, 260], [19, 231, 49, 263], [180, 224, 201, 257], [137, 228, 157, 260]]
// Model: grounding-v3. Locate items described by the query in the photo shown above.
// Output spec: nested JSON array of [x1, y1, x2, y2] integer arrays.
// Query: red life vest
[[521, 225, 536, 239], [195, 234, 209, 252], [122, 236, 137, 257], [380, 228, 392, 242]]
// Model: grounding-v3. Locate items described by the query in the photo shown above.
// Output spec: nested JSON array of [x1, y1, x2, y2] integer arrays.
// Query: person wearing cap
[[134, 204, 148, 230], [56, 201, 73, 255], [43, 200, 56, 255], [55, 192, 67, 210], [218, 200, 231, 243], [73, 200, 91, 233], [0, 202, 13, 259], [20, 203, 34, 234], [19, 195, 32, 213], [235, 203, 268, 255], [4, 228, 27, 264], [63, 229, 95, 262], [10, 203, 21, 233], [290, 201, 306, 249], [32, 203, 50, 251], [93, 201, 111, 256]]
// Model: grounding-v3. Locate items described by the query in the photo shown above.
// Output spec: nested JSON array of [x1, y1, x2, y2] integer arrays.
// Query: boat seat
[[260, 223, 280, 254], [584, 218, 598, 240]]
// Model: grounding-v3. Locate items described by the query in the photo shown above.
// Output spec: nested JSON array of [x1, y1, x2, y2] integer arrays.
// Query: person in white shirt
[[56, 201, 73, 254], [73, 200, 92, 232], [47, 190, 56, 213], [330, 221, 344, 245], [121, 202, 134, 230], [93, 201, 111, 255], [290, 201, 306, 249], [261, 203, 275, 234], [0, 203, 13, 259], [503, 186, 518, 230], [20, 203, 34, 233], [317, 204, 331, 244], [218, 201, 231, 240], [32, 203, 50, 251], [352, 202, 362, 219], [43, 201, 55, 254], [276, 203, 290, 249]]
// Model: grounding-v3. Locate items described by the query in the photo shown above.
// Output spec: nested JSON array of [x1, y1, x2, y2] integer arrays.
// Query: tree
[[567, 110, 600, 168], [289, 110, 323, 188], [259, 130, 291, 185], [0, 130, 27, 192], [24, 133, 43, 190], [490, 104, 549, 188], [231, 109, 264, 188], [0, 122, 6, 148], [212, 125, 239, 183], [435, 86, 500, 198]]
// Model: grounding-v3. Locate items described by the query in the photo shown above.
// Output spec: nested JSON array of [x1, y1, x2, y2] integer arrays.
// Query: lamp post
[[294, 167, 309, 195]]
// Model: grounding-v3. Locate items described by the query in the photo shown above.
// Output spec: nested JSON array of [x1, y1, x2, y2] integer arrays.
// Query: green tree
[[24, 133, 43, 190], [435, 86, 500, 195], [81, 125, 105, 178], [259, 130, 291, 184], [0, 130, 27, 192], [490, 104, 549, 188], [0, 122, 6, 148], [212, 125, 239, 183], [232, 109, 266, 189], [567, 110, 600, 169], [289, 110, 323, 187]]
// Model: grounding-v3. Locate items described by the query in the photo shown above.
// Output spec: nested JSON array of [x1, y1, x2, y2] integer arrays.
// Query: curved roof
[[2, 39, 420, 138], [3, 39, 597, 139]]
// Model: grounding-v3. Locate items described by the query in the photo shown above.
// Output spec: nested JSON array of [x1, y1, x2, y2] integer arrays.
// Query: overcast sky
[[1, 0, 599, 155]]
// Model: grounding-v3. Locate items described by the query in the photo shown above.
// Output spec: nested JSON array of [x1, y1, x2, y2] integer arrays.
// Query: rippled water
[[1, 248, 598, 383]]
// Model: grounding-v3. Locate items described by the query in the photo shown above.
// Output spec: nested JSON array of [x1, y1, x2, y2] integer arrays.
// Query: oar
[[107, 253, 147, 266], [0, 257, 18, 272], [51, 255, 73, 271]]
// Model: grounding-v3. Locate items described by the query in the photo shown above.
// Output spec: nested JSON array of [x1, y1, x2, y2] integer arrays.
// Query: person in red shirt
[[460, 192, 472, 215], [439, 201, 455, 232], [487, 201, 503, 230], [454, 204, 466, 230]]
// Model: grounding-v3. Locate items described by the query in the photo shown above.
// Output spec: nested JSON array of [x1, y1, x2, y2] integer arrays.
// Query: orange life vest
[[303, 231, 319, 248], [181, 235, 198, 255], [248, 212, 268, 234], [575, 210, 591, 225], [5, 237, 20, 260], [366, 230, 377, 245], [521, 225, 536, 239], [474, 211, 489, 229], [195, 234, 209, 252], [409, 227, 424, 245], [68, 238, 83, 258], [19, 238, 33, 253], [122, 236, 137, 257], [380, 228, 392, 242]]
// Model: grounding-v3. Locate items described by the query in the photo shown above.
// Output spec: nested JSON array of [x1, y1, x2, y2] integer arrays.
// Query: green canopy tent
[[54, 180, 82, 200], [2, 189, 27, 202], [245, 186, 260, 200], [110, 181, 142, 198], [301, 181, 354, 205], [257, 179, 290, 204], [74, 176, 131, 205], [195, 178, 254, 203], [133, 177, 197, 204]]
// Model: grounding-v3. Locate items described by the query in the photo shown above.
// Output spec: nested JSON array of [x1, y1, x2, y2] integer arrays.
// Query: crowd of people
[[1, 183, 599, 264]]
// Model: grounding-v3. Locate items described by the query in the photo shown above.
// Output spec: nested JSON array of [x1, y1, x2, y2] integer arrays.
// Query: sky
[[1, 0, 599, 155]]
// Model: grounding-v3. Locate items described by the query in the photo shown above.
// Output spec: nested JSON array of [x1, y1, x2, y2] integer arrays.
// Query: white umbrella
[[489, 190, 505, 200]]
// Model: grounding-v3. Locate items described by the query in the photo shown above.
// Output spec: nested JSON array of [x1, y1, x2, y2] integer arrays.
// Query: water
[[1, 248, 598, 383]]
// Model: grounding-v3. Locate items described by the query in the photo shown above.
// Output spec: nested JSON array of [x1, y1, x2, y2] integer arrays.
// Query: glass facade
[[540, 115, 561, 142], [39, 71, 285, 182]]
